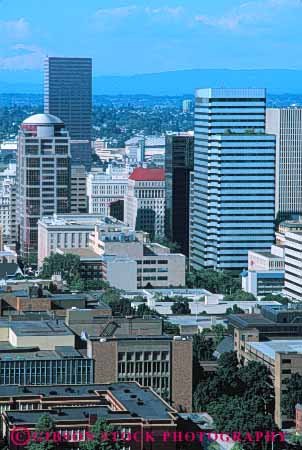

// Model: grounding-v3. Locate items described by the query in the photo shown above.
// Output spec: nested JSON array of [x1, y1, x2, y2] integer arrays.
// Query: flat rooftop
[[9, 320, 73, 337], [247, 340, 302, 360], [39, 215, 126, 228], [228, 314, 274, 328], [1, 383, 175, 422], [0, 346, 84, 361], [59, 248, 100, 258]]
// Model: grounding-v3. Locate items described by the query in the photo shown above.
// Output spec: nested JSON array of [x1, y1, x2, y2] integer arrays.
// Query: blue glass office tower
[[191, 88, 276, 270]]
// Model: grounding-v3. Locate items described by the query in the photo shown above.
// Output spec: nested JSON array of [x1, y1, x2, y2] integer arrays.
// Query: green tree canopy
[[186, 269, 240, 294], [40, 253, 81, 284], [171, 299, 191, 315], [79, 417, 121, 450], [223, 290, 257, 302]]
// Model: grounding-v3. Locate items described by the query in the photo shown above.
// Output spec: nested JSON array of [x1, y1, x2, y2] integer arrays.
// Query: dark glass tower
[[44, 57, 92, 170], [165, 132, 194, 256]]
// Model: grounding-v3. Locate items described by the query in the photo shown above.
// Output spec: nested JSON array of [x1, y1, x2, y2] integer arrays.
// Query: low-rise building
[[90, 224, 186, 288], [37, 214, 116, 267], [2, 382, 177, 450], [244, 340, 302, 428], [87, 334, 192, 412]]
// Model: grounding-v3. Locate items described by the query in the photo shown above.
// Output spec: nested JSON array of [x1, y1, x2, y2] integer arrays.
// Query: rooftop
[[0, 346, 84, 361], [22, 113, 63, 126], [247, 340, 302, 360], [2, 382, 175, 422], [9, 320, 73, 337], [129, 167, 165, 182]]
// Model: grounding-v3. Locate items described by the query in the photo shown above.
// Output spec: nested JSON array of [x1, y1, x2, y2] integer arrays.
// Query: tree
[[226, 304, 245, 314], [153, 237, 181, 253], [186, 269, 240, 294], [163, 321, 180, 335], [260, 293, 290, 305], [70, 274, 85, 292], [40, 253, 81, 284], [193, 333, 215, 362], [85, 279, 110, 290], [171, 299, 191, 315], [79, 417, 121, 450], [223, 290, 257, 302], [282, 373, 302, 419], [27, 414, 55, 450]]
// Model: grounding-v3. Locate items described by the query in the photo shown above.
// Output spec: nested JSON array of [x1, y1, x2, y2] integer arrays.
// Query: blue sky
[[0, 0, 302, 76]]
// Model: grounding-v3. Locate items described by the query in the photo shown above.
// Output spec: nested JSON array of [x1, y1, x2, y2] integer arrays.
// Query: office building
[[87, 334, 192, 411], [266, 108, 302, 221], [241, 245, 285, 296], [244, 340, 302, 428], [165, 132, 194, 255], [70, 165, 87, 213], [90, 224, 186, 288], [17, 114, 71, 264], [191, 88, 276, 270], [182, 99, 193, 113], [124, 168, 165, 239], [37, 214, 109, 267], [87, 169, 128, 216], [283, 231, 302, 300], [0, 164, 16, 244], [0, 319, 93, 385], [44, 57, 92, 169], [2, 383, 177, 450]]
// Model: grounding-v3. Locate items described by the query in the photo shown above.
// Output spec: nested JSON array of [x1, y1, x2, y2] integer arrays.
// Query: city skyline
[[1, 0, 302, 79]]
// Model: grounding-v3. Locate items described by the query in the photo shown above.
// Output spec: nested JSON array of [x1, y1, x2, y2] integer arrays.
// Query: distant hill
[[1, 68, 302, 95]]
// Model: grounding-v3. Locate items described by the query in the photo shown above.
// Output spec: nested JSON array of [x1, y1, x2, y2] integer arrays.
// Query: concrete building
[[244, 340, 302, 428], [37, 214, 108, 267], [87, 168, 128, 216], [17, 114, 71, 264], [266, 108, 302, 221], [0, 165, 16, 244], [87, 334, 192, 412], [182, 99, 193, 113], [191, 88, 276, 270], [283, 231, 302, 300], [2, 383, 177, 450], [70, 165, 87, 213], [165, 132, 194, 256], [241, 245, 285, 296], [124, 168, 165, 239], [90, 224, 186, 288], [44, 57, 92, 169]]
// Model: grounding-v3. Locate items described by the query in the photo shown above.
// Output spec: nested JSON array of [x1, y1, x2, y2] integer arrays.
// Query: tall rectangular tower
[[191, 88, 276, 270], [165, 132, 194, 256], [17, 113, 71, 264], [44, 57, 92, 170], [266, 108, 302, 222]]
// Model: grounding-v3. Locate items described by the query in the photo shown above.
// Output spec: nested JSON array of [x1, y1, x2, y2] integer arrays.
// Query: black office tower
[[165, 133, 194, 256], [44, 57, 92, 170]]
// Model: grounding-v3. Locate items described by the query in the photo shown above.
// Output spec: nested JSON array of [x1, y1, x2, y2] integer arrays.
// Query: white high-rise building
[[87, 168, 128, 215], [17, 113, 71, 263], [283, 231, 302, 301], [266, 108, 302, 221], [0, 164, 16, 244], [124, 167, 165, 239]]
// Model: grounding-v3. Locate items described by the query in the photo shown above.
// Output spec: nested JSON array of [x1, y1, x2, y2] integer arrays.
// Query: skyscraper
[[266, 108, 302, 221], [44, 57, 92, 170], [17, 113, 71, 264], [165, 132, 194, 256], [191, 88, 276, 270]]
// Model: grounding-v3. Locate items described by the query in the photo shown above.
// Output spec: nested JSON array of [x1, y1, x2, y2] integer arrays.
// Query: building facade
[[70, 165, 87, 213], [17, 114, 71, 264], [191, 88, 276, 270], [87, 336, 192, 412], [37, 214, 107, 268], [124, 168, 165, 239], [44, 57, 92, 169], [87, 169, 128, 216], [266, 108, 302, 221], [283, 231, 302, 300], [165, 132, 194, 256]]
